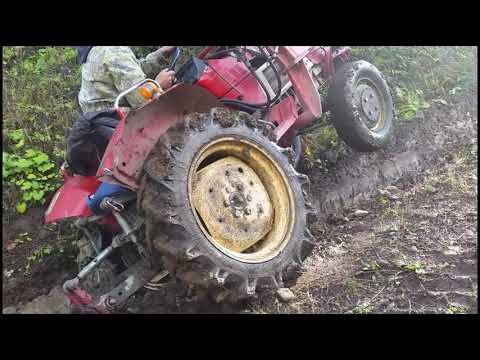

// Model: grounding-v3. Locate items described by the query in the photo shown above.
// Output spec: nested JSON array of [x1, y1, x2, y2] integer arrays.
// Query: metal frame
[[113, 79, 161, 111]]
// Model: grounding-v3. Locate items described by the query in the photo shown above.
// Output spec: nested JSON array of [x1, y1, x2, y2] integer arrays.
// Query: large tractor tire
[[139, 108, 316, 300], [327, 60, 396, 152]]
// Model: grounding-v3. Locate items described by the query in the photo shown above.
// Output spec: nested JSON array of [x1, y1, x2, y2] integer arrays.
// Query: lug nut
[[223, 199, 229, 207], [246, 195, 252, 202], [244, 208, 252, 215]]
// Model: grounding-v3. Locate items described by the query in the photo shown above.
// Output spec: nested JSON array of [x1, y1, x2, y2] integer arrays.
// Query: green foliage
[[2, 46, 79, 156], [403, 261, 426, 274], [3, 46, 76, 218], [395, 87, 430, 119], [352, 302, 373, 314], [24, 244, 54, 274], [351, 46, 477, 120], [362, 260, 381, 271], [3, 141, 59, 213]]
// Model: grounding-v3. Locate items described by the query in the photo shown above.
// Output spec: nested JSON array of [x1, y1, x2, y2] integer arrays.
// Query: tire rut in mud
[[307, 90, 477, 219]]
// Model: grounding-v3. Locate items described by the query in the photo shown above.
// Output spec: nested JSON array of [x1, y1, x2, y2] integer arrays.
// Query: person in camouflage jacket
[[76, 46, 176, 113]]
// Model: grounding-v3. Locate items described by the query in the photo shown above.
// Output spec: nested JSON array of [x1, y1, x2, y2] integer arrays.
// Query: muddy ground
[[2, 90, 477, 314]]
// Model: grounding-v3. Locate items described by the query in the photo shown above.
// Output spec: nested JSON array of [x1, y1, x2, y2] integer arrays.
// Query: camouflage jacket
[[78, 47, 169, 113]]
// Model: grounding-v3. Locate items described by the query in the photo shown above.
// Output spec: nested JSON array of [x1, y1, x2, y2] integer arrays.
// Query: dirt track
[[2, 90, 477, 314]]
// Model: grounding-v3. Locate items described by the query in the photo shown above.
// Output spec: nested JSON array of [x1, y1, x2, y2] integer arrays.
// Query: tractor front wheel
[[327, 60, 396, 152]]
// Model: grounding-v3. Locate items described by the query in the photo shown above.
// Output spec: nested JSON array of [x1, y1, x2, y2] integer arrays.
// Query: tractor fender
[[97, 83, 221, 188], [44, 175, 100, 223]]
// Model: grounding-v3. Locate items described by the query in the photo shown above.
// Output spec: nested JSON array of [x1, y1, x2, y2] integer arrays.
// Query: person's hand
[[159, 46, 176, 56], [155, 69, 176, 90]]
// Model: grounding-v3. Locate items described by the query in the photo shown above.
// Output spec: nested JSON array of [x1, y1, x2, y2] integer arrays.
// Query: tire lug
[[304, 228, 315, 244], [275, 272, 284, 287], [215, 270, 230, 285], [185, 246, 202, 260], [246, 278, 257, 295]]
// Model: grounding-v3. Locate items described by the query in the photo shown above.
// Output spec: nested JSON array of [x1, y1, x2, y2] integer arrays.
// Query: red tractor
[[45, 46, 395, 313]]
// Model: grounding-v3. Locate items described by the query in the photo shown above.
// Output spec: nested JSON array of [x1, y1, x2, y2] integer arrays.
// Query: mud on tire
[[327, 60, 396, 152], [139, 108, 316, 300]]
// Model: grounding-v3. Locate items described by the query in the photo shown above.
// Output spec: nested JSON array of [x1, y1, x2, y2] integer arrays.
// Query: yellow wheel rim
[[188, 137, 294, 263]]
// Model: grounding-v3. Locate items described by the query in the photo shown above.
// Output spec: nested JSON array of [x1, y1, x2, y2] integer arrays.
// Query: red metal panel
[[197, 61, 233, 97], [223, 73, 267, 103], [197, 57, 253, 99], [275, 47, 323, 126], [109, 84, 221, 188], [96, 113, 127, 179], [44, 175, 100, 223], [268, 96, 298, 142], [284, 46, 315, 66]]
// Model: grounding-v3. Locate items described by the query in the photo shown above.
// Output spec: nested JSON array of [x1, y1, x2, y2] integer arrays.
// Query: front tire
[[139, 108, 316, 299], [327, 60, 396, 152]]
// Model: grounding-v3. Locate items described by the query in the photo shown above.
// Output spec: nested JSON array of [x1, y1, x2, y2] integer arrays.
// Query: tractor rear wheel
[[139, 108, 316, 300]]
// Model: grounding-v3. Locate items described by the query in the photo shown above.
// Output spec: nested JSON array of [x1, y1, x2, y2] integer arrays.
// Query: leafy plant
[[395, 87, 430, 120], [24, 244, 54, 274], [362, 260, 381, 271], [351, 46, 476, 120], [3, 146, 59, 213], [403, 261, 426, 274], [352, 302, 373, 314]]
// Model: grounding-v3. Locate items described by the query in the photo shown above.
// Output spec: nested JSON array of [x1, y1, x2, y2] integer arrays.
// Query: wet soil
[[251, 149, 477, 313], [2, 90, 477, 314], [2, 211, 78, 309]]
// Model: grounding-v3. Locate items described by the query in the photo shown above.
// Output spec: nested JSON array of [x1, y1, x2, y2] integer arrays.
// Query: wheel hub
[[191, 156, 274, 253], [356, 84, 381, 128]]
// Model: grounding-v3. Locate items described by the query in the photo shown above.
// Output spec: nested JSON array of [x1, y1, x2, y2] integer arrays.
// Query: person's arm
[[139, 47, 172, 79], [103, 47, 149, 109]]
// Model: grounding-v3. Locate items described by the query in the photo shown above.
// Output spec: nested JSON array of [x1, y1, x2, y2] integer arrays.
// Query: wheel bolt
[[246, 195, 252, 202], [244, 208, 251, 215]]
